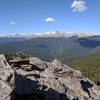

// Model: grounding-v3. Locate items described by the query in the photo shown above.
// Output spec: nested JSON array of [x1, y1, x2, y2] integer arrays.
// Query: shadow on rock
[[10, 74, 68, 100], [80, 80, 93, 97]]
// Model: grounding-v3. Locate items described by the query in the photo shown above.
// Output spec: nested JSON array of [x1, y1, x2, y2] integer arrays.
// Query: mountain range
[[6, 31, 92, 38], [0, 31, 100, 60]]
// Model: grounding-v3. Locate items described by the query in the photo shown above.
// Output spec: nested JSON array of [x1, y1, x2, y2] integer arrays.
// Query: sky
[[0, 0, 100, 36]]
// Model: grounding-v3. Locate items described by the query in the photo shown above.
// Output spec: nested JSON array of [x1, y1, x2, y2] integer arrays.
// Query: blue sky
[[0, 0, 100, 36]]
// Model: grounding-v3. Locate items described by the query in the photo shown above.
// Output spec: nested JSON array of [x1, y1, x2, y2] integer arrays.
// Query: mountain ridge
[[0, 35, 100, 60], [2, 31, 94, 39]]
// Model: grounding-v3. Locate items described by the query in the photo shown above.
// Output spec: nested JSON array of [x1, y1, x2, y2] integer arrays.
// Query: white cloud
[[9, 21, 16, 25], [45, 17, 55, 23], [71, 0, 87, 12]]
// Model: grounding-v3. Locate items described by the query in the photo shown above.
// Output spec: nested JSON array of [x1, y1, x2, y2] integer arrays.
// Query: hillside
[[0, 37, 26, 44], [64, 54, 100, 85], [0, 36, 100, 60]]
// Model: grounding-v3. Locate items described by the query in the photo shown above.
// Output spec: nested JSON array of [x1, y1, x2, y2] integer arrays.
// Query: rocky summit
[[0, 55, 100, 100]]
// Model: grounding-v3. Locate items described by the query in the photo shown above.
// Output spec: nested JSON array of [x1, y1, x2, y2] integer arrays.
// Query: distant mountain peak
[[6, 31, 93, 39], [7, 33, 30, 38], [43, 31, 92, 38]]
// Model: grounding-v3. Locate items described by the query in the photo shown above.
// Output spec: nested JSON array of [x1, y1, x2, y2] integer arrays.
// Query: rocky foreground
[[0, 54, 100, 100]]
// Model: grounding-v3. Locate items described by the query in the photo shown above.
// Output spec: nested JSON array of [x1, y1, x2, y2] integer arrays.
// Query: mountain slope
[[0, 37, 26, 44], [64, 54, 100, 85], [0, 35, 100, 60]]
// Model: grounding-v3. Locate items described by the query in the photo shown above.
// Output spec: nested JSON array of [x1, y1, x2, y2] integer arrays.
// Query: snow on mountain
[[40, 31, 92, 38], [7, 32, 44, 38], [7, 33, 33, 38], [6, 31, 93, 38]]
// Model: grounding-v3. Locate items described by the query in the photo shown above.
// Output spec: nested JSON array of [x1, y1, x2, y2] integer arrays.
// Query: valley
[[0, 32, 100, 60]]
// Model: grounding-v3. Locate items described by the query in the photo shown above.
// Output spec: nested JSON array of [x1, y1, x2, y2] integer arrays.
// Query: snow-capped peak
[[42, 31, 92, 38], [6, 31, 93, 39], [8, 33, 29, 38]]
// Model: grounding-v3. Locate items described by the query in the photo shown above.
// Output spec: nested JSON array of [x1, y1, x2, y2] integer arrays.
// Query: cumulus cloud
[[9, 21, 16, 25], [45, 17, 55, 23], [71, 0, 87, 12]]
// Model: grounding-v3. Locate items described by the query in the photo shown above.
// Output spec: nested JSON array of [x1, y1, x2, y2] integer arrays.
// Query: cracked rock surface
[[0, 55, 100, 100]]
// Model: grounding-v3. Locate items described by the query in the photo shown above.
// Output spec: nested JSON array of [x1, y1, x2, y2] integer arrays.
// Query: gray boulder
[[0, 54, 15, 100], [0, 55, 100, 100], [30, 57, 48, 71]]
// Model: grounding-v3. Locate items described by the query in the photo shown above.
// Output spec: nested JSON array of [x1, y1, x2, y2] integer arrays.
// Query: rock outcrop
[[0, 54, 14, 100], [0, 55, 100, 100]]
